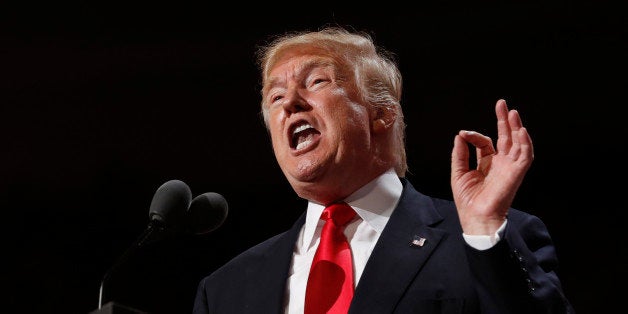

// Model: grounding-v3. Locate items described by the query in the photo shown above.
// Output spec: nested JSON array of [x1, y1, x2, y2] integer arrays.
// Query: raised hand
[[450, 99, 534, 235]]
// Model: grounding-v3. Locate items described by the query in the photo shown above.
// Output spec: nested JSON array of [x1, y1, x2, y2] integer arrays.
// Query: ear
[[372, 106, 396, 133]]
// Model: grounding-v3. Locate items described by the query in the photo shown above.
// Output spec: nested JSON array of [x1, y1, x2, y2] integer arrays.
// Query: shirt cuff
[[462, 220, 508, 251]]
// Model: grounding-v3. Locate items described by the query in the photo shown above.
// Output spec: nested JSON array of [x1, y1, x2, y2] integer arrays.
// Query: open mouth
[[290, 121, 320, 151]]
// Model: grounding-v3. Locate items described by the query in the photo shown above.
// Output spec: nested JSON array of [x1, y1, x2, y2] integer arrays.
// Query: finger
[[508, 107, 524, 131], [495, 99, 512, 155], [458, 130, 495, 160], [507, 109, 523, 160], [507, 107, 534, 163], [517, 127, 534, 164], [451, 134, 470, 181]]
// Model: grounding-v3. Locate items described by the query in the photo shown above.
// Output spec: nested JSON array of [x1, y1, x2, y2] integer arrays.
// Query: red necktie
[[305, 202, 356, 314]]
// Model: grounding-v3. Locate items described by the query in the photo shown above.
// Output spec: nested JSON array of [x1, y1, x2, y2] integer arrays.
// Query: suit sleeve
[[193, 277, 210, 314], [465, 211, 575, 314]]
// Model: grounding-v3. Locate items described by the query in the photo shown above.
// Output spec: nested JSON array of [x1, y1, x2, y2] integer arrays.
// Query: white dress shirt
[[283, 169, 506, 313]]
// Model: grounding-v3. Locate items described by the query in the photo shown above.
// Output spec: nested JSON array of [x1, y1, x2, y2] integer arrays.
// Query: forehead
[[266, 44, 341, 76], [269, 54, 333, 77]]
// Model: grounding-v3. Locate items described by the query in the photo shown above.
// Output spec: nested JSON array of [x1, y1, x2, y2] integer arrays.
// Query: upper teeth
[[293, 123, 313, 135]]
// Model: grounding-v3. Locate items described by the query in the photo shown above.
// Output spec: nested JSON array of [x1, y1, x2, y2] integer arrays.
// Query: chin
[[289, 159, 324, 181], [287, 175, 344, 204]]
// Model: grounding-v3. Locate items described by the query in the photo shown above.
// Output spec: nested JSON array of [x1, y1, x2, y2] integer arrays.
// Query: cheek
[[339, 103, 371, 130], [265, 120, 280, 150], [269, 127, 283, 151], [339, 108, 373, 149], [267, 110, 284, 138]]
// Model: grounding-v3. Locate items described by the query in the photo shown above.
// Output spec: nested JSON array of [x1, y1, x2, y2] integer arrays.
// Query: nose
[[282, 87, 311, 114]]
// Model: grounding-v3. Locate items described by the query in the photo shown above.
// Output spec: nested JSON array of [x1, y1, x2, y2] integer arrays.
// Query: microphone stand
[[93, 220, 165, 314]]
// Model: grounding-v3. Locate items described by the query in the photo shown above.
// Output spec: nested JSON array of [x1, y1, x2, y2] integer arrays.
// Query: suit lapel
[[245, 213, 306, 313], [350, 179, 447, 313]]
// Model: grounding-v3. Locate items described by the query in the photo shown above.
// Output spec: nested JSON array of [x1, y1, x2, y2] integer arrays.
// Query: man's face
[[262, 53, 377, 203]]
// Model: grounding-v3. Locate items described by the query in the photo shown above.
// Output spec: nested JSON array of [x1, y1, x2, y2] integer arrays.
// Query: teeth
[[296, 139, 312, 150], [293, 123, 313, 135], [292, 123, 314, 150]]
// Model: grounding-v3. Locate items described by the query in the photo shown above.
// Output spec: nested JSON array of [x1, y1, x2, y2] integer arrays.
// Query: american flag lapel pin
[[411, 235, 426, 247]]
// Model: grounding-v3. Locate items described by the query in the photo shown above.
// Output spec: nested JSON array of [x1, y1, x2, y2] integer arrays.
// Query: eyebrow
[[264, 57, 335, 93]]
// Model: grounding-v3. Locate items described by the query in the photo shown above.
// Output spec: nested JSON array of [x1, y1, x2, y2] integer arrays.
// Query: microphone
[[186, 192, 229, 235], [94, 180, 229, 313], [97, 179, 192, 310], [144, 179, 194, 242]]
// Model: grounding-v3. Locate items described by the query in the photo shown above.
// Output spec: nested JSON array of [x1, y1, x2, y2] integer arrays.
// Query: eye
[[267, 90, 284, 105], [307, 76, 329, 89]]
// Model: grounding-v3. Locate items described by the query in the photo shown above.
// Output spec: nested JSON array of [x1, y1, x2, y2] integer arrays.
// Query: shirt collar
[[300, 168, 403, 252]]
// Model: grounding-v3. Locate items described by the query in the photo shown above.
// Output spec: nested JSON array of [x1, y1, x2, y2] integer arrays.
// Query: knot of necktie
[[322, 202, 356, 227]]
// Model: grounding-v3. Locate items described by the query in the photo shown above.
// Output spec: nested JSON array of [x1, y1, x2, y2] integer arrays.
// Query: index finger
[[495, 99, 512, 154]]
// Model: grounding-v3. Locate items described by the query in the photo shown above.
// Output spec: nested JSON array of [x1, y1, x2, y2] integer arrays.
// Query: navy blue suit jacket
[[194, 179, 573, 313]]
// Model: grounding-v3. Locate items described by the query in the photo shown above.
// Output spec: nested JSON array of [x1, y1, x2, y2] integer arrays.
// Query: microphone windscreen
[[149, 179, 193, 228], [187, 192, 228, 235]]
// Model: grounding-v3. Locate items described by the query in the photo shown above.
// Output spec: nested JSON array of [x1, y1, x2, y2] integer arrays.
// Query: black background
[[2, 2, 626, 313]]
